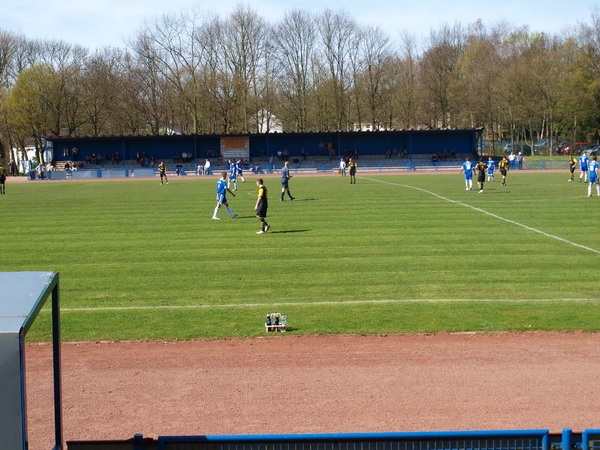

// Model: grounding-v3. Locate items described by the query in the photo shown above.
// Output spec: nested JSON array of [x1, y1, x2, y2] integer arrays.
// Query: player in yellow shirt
[[348, 158, 357, 184], [254, 178, 270, 234], [475, 158, 488, 194], [158, 162, 169, 185], [498, 156, 509, 186]]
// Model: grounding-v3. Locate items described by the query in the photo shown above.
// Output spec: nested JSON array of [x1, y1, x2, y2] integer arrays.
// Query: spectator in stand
[[36, 162, 45, 179], [204, 158, 211, 176]]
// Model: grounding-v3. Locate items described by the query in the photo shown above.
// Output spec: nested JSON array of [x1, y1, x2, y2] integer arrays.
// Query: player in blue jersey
[[459, 157, 474, 190], [227, 160, 238, 190], [579, 151, 589, 183], [588, 154, 599, 197], [212, 172, 238, 220], [487, 157, 495, 182], [236, 159, 246, 183]]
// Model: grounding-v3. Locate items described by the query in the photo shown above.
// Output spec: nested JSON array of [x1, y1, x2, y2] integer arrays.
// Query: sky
[[0, 0, 598, 51]]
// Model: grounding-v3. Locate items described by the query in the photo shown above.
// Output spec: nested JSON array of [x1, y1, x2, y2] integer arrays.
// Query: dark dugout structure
[[47, 129, 483, 163]]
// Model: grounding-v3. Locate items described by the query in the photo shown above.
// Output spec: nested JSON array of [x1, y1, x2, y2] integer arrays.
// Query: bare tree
[[272, 9, 317, 131], [419, 23, 467, 128], [317, 9, 359, 130]]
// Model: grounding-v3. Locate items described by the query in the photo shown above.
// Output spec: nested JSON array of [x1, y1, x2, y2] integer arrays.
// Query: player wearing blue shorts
[[236, 159, 246, 183], [588, 155, 599, 197], [579, 152, 589, 183], [227, 160, 238, 190], [487, 157, 495, 182], [460, 157, 474, 190], [212, 172, 238, 220]]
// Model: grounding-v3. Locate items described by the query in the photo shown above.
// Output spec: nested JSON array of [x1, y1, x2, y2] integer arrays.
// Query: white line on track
[[45, 297, 600, 312], [364, 176, 600, 255]]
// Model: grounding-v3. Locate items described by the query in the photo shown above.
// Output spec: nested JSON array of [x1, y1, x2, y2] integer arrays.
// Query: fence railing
[[68, 428, 600, 450], [33, 159, 569, 181]]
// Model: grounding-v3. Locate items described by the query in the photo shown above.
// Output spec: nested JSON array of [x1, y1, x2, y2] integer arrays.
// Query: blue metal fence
[[582, 430, 600, 450], [155, 431, 551, 450], [67, 429, 600, 450]]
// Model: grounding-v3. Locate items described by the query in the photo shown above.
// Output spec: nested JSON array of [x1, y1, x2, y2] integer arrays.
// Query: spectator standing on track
[[280, 161, 295, 201], [508, 152, 516, 169], [517, 152, 524, 170], [212, 172, 238, 220], [348, 158, 357, 184], [588, 154, 599, 197], [339, 158, 347, 177], [254, 178, 270, 234], [158, 162, 169, 185]]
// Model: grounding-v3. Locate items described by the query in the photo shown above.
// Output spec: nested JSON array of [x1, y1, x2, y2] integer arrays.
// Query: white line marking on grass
[[364, 176, 600, 255], [48, 297, 600, 312]]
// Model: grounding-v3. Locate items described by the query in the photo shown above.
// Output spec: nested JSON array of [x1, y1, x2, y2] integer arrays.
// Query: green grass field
[[3, 170, 600, 341]]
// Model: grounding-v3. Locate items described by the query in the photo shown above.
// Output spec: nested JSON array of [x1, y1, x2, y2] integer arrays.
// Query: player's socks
[[226, 207, 236, 217], [213, 207, 220, 219]]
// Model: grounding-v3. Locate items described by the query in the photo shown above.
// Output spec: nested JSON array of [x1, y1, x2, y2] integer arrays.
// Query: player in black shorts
[[475, 158, 488, 194], [498, 156, 509, 186], [0, 169, 6, 194], [255, 178, 270, 234], [568, 154, 577, 181]]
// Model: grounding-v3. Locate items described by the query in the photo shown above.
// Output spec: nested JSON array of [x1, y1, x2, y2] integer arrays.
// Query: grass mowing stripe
[[45, 296, 600, 312], [4, 172, 600, 341], [364, 176, 600, 255]]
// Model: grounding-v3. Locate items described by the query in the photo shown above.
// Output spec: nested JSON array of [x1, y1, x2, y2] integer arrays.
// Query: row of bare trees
[[2, 5, 600, 162]]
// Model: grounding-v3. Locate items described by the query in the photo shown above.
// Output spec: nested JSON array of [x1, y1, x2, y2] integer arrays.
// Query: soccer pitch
[[4, 171, 600, 341]]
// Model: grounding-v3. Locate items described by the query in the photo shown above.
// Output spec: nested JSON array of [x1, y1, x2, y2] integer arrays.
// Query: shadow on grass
[[269, 229, 310, 234]]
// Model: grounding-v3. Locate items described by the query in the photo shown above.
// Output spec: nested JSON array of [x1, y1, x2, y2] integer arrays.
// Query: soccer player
[[236, 159, 246, 183], [459, 157, 474, 190], [487, 157, 495, 182], [348, 158, 357, 184], [280, 161, 295, 201], [227, 160, 238, 190], [579, 151, 589, 183], [158, 161, 169, 185], [498, 156, 509, 186], [588, 154, 599, 197], [0, 167, 6, 194], [255, 178, 270, 234], [568, 154, 577, 181], [475, 158, 488, 194], [212, 172, 238, 220]]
